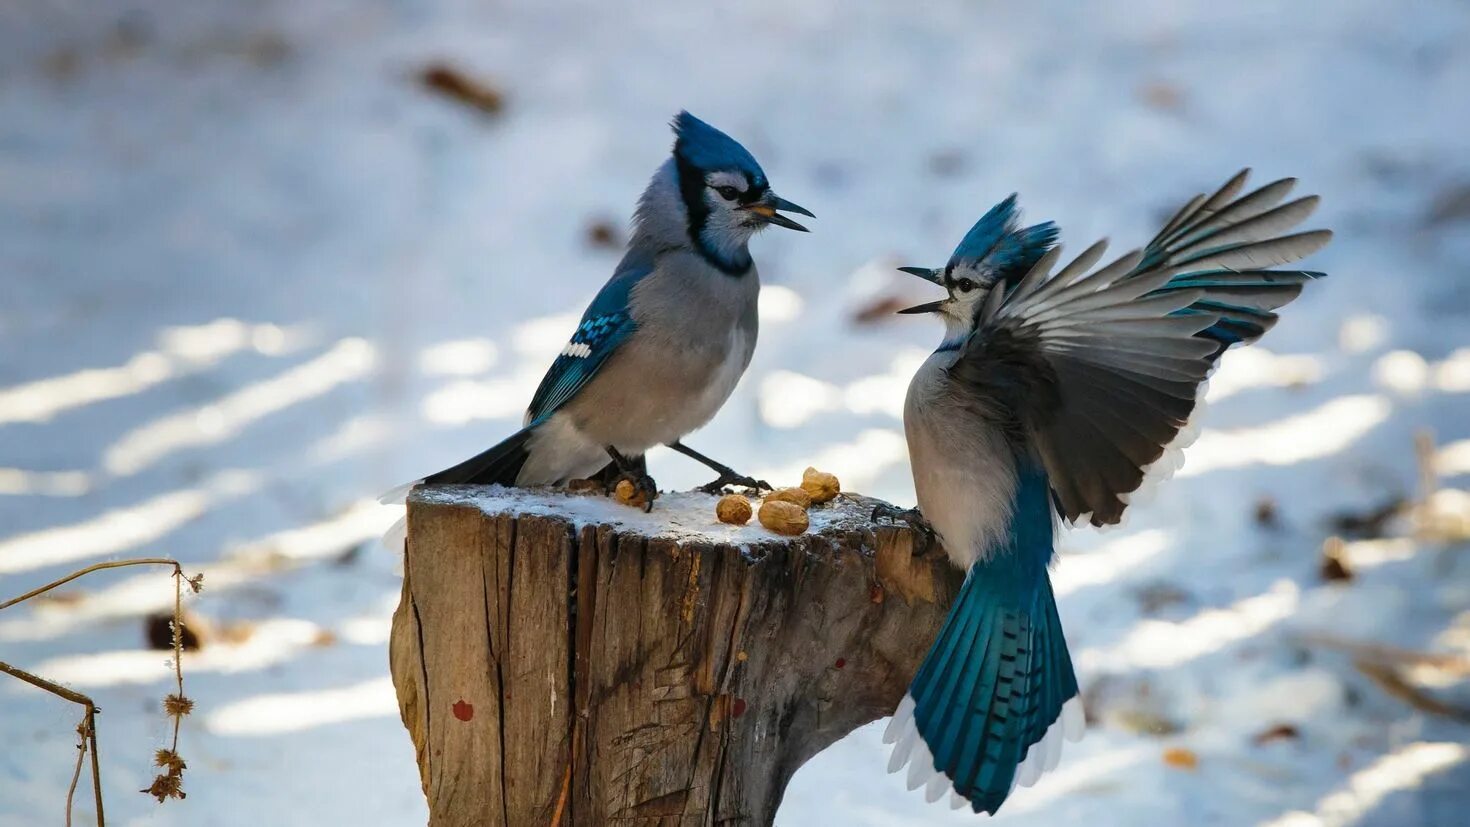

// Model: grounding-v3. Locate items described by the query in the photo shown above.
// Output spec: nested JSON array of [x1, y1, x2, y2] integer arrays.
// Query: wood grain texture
[[390, 489, 961, 827]]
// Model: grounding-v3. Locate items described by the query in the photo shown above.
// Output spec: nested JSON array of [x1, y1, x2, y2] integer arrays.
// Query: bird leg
[[871, 503, 938, 555], [604, 447, 658, 512], [667, 441, 771, 494]]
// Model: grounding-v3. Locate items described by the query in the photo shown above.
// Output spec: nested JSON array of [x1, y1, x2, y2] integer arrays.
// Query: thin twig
[[0, 660, 97, 707], [1299, 633, 1470, 676], [1356, 660, 1470, 722], [1414, 428, 1438, 542], [170, 570, 184, 755], [65, 714, 88, 827], [88, 706, 104, 826], [0, 558, 182, 611]]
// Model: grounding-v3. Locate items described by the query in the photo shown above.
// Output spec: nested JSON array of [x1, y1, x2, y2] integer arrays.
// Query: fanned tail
[[885, 466, 1083, 820], [885, 564, 1082, 814]]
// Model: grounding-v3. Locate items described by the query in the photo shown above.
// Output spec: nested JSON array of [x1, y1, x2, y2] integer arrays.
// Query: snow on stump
[[389, 485, 961, 826]]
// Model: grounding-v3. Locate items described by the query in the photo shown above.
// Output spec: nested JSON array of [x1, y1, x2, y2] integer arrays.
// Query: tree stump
[[389, 486, 962, 826]]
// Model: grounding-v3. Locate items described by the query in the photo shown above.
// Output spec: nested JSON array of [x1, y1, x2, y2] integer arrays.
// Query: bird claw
[[871, 504, 937, 555], [634, 475, 658, 512], [698, 472, 771, 495], [608, 472, 659, 512]]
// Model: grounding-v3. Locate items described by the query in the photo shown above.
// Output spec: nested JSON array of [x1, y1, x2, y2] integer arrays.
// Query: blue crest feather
[[949, 195, 1059, 288], [672, 111, 766, 185]]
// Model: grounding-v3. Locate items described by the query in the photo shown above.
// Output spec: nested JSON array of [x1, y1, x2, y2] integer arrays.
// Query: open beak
[[897, 299, 946, 315], [896, 265, 946, 314], [742, 194, 814, 232]]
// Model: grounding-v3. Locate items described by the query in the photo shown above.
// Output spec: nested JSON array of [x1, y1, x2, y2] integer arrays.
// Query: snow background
[[2, 0, 1468, 824]]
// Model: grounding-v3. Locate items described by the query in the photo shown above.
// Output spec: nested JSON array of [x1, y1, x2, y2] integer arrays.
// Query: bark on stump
[[389, 486, 961, 826]]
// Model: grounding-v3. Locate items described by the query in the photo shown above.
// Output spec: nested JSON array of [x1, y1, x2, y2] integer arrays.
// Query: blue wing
[[525, 251, 653, 423], [1129, 169, 1329, 352]]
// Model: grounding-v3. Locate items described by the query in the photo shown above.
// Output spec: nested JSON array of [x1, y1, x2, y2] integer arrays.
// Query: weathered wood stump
[[389, 486, 962, 826]]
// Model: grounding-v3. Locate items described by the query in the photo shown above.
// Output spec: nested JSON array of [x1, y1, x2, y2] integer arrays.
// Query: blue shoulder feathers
[[525, 250, 652, 423]]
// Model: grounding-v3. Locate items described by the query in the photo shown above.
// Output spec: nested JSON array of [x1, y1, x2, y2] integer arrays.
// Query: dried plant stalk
[[0, 557, 202, 825]]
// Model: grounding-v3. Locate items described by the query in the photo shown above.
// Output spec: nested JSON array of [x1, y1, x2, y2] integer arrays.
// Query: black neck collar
[[674, 154, 752, 276]]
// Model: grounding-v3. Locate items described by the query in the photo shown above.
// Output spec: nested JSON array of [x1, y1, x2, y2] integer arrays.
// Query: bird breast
[[563, 253, 759, 451], [904, 353, 1020, 569]]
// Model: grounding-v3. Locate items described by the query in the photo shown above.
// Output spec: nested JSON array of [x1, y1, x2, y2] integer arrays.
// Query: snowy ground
[[2, 1, 1468, 824]]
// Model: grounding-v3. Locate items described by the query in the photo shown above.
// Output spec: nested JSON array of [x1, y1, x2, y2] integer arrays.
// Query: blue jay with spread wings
[[386, 112, 812, 514], [877, 170, 1330, 814]]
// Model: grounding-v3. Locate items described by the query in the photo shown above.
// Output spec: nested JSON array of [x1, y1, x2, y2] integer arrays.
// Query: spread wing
[[1133, 169, 1330, 352], [524, 253, 651, 424], [953, 174, 1331, 526]]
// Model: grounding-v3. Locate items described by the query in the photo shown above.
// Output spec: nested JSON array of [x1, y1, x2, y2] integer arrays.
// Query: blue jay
[[388, 112, 812, 512], [877, 170, 1331, 814]]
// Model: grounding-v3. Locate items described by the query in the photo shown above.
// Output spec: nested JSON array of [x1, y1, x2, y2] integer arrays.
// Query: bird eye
[[715, 185, 740, 201], [955, 278, 978, 293]]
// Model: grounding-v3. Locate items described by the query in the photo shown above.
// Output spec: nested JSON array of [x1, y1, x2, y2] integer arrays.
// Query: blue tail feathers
[[885, 466, 1082, 815]]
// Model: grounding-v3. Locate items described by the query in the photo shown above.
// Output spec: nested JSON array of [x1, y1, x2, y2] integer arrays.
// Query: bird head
[[897, 194, 1058, 344], [668, 111, 813, 271]]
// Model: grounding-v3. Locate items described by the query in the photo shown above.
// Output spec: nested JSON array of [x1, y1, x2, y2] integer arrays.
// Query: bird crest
[[948, 195, 1059, 289], [672, 111, 767, 186]]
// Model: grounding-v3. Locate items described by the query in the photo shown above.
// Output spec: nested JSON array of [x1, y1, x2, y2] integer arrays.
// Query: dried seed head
[[141, 771, 186, 802], [164, 694, 195, 717], [154, 749, 187, 772], [186, 573, 205, 593]]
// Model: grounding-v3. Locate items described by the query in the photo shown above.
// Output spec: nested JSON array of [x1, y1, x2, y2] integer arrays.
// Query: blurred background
[[2, 1, 1468, 824]]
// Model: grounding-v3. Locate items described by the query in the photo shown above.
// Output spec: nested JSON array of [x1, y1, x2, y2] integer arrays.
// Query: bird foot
[[871, 504, 937, 555], [698, 471, 772, 495], [608, 472, 659, 512]]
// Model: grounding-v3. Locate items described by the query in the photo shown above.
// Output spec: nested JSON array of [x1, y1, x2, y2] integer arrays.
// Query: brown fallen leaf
[[1252, 723, 1300, 745], [1328, 497, 1405, 539], [585, 218, 622, 250], [1139, 81, 1185, 112], [1253, 496, 1280, 530], [1320, 536, 1353, 582], [419, 62, 506, 116], [851, 295, 914, 325], [1162, 747, 1199, 770]]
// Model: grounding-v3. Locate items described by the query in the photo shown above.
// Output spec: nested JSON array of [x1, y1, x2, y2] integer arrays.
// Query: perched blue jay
[[877, 170, 1330, 814], [386, 112, 812, 513]]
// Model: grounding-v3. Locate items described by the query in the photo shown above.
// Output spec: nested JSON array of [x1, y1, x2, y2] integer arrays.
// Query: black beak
[[896, 265, 945, 314], [744, 194, 814, 232], [897, 300, 946, 315]]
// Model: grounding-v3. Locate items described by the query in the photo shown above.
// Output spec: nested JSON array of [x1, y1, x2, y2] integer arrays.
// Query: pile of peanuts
[[715, 467, 840, 535]]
